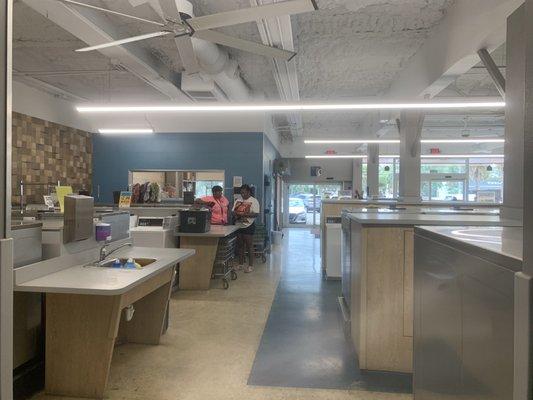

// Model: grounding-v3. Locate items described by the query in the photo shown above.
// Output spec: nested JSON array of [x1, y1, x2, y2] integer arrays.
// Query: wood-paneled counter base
[[45, 268, 173, 399], [176, 225, 239, 290]]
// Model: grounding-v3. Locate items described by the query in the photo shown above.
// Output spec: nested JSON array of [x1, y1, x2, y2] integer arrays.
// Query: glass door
[[285, 183, 342, 227], [429, 179, 466, 201], [288, 184, 317, 226]]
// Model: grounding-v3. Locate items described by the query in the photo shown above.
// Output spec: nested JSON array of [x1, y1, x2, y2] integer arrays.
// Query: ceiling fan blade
[[193, 30, 296, 61], [174, 36, 200, 73], [76, 31, 172, 52], [57, 0, 165, 26], [188, 0, 318, 31], [154, 0, 200, 73], [157, 0, 182, 21]]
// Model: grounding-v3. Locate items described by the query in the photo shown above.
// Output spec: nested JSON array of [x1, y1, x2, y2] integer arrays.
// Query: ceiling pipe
[[178, 0, 251, 102], [190, 38, 251, 101]]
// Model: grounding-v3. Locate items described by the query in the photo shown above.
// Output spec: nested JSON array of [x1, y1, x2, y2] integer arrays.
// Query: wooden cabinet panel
[[403, 229, 414, 338], [351, 226, 413, 373]]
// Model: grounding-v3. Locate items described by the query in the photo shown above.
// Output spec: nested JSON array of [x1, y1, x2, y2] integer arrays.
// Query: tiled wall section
[[12, 112, 93, 205]]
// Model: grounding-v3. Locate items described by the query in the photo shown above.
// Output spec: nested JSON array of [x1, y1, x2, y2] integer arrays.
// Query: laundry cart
[[213, 234, 238, 289], [252, 223, 269, 263]]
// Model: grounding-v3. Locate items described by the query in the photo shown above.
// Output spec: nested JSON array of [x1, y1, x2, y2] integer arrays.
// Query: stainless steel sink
[[86, 258, 157, 269]]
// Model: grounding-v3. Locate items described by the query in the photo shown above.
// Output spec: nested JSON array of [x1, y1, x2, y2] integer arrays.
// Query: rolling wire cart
[[212, 234, 238, 289], [252, 223, 270, 263]]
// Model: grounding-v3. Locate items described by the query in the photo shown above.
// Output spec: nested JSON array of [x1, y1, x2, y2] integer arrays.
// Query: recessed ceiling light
[[304, 139, 400, 144], [98, 128, 154, 134], [78, 101, 506, 113]]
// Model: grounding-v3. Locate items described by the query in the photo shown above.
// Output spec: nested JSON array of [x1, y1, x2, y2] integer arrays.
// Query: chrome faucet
[[99, 241, 133, 262]]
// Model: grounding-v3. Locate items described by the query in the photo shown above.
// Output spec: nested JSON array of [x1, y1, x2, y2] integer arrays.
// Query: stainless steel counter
[[414, 226, 521, 399], [346, 211, 521, 226], [416, 226, 522, 270]]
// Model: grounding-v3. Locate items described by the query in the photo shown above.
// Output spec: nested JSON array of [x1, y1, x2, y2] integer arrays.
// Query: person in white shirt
[[232, 184, 260, 273]]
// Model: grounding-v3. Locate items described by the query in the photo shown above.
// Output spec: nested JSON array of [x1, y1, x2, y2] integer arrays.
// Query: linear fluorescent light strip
[[421, 139, 505, 144], [98, 128, 154, 134], [78, 101, 506, 113], [304, 139, 400, 144], [421, 154, 504, 158], [305, 154, 504, 159], [305, 139, 504, 144], [305, 155, 397, 159]]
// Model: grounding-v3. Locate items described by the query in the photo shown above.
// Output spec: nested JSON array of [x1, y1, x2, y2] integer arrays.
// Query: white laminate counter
[[345, 212, 521, 227], [175, 225, 239, 238], [14, 246, 195, 295], [415, 226, 523, 269]]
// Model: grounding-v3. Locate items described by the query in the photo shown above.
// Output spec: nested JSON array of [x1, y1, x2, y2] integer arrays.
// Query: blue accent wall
[[262, 135, 280, 231], [92, 132, 265, 205]]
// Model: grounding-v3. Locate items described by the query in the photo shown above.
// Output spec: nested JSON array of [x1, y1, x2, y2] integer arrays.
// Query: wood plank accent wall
[[11, 112, 93, 205]]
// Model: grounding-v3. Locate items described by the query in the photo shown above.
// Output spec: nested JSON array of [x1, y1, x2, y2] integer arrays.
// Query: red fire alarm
[[430, 148, 441, 154]]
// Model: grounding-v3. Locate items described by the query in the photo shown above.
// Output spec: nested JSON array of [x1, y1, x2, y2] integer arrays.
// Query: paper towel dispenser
[[64, 195, 94, 243]]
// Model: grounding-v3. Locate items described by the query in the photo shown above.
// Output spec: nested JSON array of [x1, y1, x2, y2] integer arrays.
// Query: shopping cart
[[252, 223, 270, 263], [212, 234, 238, 289]]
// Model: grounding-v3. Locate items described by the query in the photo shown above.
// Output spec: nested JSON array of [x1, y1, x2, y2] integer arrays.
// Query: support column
[[513, 4, 532, 400], [0, 1, 12, 399], [398, 111, 423, 203], [367, 144, 379, 199], [352, 159, 363, 197], [503, 6, 525, 221]]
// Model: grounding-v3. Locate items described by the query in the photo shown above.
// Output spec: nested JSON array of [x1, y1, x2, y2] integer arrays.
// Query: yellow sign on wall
[[55, 186, 73, 213]]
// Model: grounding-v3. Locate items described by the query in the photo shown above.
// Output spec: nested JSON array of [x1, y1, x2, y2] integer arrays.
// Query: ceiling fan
[[57, 0, 318, 68]]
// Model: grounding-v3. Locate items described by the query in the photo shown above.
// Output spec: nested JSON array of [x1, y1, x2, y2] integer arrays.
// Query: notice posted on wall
[[233, 176, 243, 188]]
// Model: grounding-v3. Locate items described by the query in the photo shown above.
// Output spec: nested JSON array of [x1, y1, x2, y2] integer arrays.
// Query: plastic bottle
[[124, 258, 136, 269]]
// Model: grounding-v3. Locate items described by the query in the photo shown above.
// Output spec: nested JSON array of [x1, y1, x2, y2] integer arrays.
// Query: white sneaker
[[234, 264, 244, 271]]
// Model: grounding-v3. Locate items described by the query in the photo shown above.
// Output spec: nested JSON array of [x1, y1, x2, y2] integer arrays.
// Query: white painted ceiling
[[12, 0, 505, 156]]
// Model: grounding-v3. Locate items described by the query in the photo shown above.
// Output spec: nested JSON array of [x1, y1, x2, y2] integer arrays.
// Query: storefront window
[[468, 162, 504, 203], [362, 163, 367, 198], [379, 158, 398, 199], [421, 163, 466, 174], [420, 158, 503, 203]]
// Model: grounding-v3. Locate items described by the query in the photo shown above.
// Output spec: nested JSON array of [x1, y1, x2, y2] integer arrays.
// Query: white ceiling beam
[[21, 0, 191, 102], [251, 0, 303, 139], [387, 0, 523, 100]]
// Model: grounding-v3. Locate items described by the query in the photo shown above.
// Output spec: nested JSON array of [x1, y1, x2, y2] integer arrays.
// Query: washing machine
[[130, 216, 179, 248]]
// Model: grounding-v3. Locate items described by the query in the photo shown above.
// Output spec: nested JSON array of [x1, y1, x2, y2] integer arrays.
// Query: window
[[468, 161, 504, 203], [195, 180, 225, 197], [362, 163, 368, 198], [420, 158, 503, 203], [379, 158, 399, 199]]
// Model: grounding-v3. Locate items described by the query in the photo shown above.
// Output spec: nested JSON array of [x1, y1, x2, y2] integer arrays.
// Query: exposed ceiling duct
[[189, 35, 251, 102], [21, 0, 190, 101], [131, 0, 253, 102]]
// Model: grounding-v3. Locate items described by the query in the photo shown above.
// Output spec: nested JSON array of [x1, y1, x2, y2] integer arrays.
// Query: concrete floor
[[248, 230, 411, 393], [32, 229, 412, 400]]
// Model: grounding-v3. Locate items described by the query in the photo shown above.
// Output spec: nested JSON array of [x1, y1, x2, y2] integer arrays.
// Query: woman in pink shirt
[[197, 185, 229, 225]]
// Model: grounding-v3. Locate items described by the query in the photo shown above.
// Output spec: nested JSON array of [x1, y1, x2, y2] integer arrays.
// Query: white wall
[[13, 81, 94, 132], [284, 158, 353, 183]]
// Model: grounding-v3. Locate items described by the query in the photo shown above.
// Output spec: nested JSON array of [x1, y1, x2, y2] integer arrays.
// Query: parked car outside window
[[289, 198, 307, 224]]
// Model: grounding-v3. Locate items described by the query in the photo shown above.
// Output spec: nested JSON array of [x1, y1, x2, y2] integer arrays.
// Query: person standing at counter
[[233, 184, 260, 273], [196, 185, 229, 225]]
